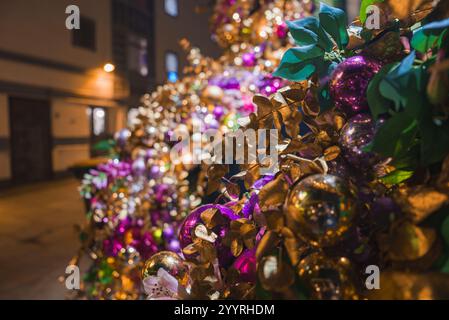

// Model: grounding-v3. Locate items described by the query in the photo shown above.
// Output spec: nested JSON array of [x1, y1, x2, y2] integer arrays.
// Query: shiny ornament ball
[[178, 205, 234, 268], [285, 174, 357, 247], [202, 85, 224, 103], [141, 251, 189, 285], [242, 52, 256, 67], [339, 114, 377, 168], [330, 56, 382, 116], [233, 249, 257, 283], [297, 252, 356, 300], [275, 22, 288, 39], [258, 254, 295, 292], [114, 128, 131, 147]]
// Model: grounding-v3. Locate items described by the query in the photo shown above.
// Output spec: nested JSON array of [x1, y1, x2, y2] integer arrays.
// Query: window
[[128, 35, 149, 76], [72, 16, 96, 51], [164, 0, 178, 17], [92, 108, 106, 136], [165, 52, 178, 82]]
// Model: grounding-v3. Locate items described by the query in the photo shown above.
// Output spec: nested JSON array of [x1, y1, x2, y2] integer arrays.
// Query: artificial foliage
[[140, 0, 449, 300]]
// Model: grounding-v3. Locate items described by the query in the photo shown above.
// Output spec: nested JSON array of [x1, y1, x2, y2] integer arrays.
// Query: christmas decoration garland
[[72, 0, 313, 300], [141, 0, 449, 300]]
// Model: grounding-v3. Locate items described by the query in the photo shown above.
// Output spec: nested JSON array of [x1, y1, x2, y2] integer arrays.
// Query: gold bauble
[[202, 85, 224, 103], [141, 251, 189, 286], [284, 174, 357, 247], [297, 252, 357, 300]]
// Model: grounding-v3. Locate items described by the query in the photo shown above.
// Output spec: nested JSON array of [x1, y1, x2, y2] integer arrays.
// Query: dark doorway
[[9, 97, 52, 184]]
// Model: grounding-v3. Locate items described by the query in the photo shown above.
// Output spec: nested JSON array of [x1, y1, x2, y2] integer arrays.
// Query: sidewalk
[[0, 178, 85, 299]]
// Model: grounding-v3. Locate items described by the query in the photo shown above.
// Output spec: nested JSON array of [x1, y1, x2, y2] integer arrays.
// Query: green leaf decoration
[[378, 52, 416, 109], [360, 0, 384, 24], [441, 258, 449, 274], [418, 110, 449, 165], [380, 170, 414, 185], [286, 17, 333, 52], [318, 2, 349, 50], [369, 111, 418, 159], [93, 139, 115, 151], [272, 45, 325, 81], [412, 18, 449, 53], [367, 63, 395, 119], [442, 214, 449, 247]]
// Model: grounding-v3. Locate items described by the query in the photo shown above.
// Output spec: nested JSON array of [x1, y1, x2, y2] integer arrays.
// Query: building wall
[[154, 0, 221, 84], [0, 0, 127, 183], [51, 100, 91, 172], [0, 94, 11, 181], [0, 0, 112, 71]]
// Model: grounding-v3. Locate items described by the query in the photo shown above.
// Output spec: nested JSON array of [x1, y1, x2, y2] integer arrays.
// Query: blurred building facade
[[0, 0, 220, 186]]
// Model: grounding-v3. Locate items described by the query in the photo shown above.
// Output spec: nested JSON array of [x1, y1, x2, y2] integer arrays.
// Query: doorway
[[9, 97, 52, 184]]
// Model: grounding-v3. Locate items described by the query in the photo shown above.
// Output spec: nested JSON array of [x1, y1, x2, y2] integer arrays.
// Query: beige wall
[[0, 94, 11, 180], [51, 99, 90, 172], [52, 144, 90, 172], [0, 59, 116, 100], [0, 94, 9, 137], [52, 100, 90, 138], [0, 0, 112, 70], [154, 0, 221, 84], [0, 152, 11, 180], [0, 1, 128, 180], [0, 0, 128, 101]]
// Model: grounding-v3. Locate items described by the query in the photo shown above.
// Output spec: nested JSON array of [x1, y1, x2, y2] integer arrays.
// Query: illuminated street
[[0, 178, 84, 299]]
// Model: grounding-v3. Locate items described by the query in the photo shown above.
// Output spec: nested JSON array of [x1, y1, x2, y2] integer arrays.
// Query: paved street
[[0, 178, 85, 299]]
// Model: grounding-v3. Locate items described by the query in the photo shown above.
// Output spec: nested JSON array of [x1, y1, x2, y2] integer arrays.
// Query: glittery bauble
[[339, 114, 377, 168], [103, 238, 123, 257], [330, 56, 382, 116], [297, 252, 357, 300], [114, 128, 131, 148], [141, 251, 189, 285], [233, 249, 257, 283], [285, 174, 357, 247], [242, 52, 256, 67], [258, 254, 295, 291], [275, 22, 288, 39], [178, 205, 234, 267], [202, 85, 224, 103], [127, 229, 158, 260]]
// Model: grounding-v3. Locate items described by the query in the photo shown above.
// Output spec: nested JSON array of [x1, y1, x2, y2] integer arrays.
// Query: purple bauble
[[232, 249, 256, 283], [327, 158, 351, 178], [103, 238, 123, 257], [330, 56, 382, 115], [178, 205, 234, 267], [178, 209, 202, 249], [275, 22, 288, 39], [131, 230, 158, 260], [132, 157, 146, 175], [214, 225, 234, 267], [370, 197, 401, 228], [213, 105, 225, 120], [339, 114, 377, 168], [114, 128, 131, 148], [242, 52, 256, 67]]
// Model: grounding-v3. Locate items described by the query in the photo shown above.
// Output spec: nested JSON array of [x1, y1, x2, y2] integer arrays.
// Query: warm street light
[[103, 63, 115, 73]]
